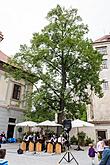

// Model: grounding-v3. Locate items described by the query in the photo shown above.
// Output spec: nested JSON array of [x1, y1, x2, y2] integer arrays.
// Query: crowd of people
[[88, 136, 110, 165], [1, 129, 110, 165], [22, 131, 68, 152]]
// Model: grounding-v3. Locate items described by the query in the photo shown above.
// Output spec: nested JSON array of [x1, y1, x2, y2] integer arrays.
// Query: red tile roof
[[0, 50, 9, 63], [95, 35, 110, 43]]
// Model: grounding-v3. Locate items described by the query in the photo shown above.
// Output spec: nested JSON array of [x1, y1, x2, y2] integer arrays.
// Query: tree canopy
[[6, 5, 103, 122]]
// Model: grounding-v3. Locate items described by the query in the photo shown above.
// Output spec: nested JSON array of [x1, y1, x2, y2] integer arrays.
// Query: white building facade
[[87, 35, 110, 142], [70, 35, 110, 143], [0, 50, 32, 139]]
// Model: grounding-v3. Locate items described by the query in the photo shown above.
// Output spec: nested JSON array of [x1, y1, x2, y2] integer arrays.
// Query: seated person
[[1, 132, 6, 143], [32, 133, 36, 142], [22, 133, 30, 150], [50, 135, 57, 152], [0, 136, 2, 143], [58, 135, 67, 152], [2, 137, 6, 143], [28, 134, 33, 141], [58, 134, 66, 145], [41, 135, 46, 151], [23, 134, 29, 142]]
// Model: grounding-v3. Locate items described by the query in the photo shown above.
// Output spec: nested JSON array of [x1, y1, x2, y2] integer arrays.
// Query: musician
[[32, 132, 40, 151], [41, 135, 46, 151], [22, 133, 32, 150], [58, 134, 66, 145], [50, 135, 57, 144], [23, 134, 29, 141]]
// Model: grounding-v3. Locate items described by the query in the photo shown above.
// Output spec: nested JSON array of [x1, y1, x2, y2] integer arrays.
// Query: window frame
[[96, 46, 107, 55], [12, 84, 21, 100], [102, 59, 108, 69], [103, 80, 109, 90]]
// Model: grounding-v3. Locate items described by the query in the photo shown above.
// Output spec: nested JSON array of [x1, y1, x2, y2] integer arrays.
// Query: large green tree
[[6, 5, 103, 122]]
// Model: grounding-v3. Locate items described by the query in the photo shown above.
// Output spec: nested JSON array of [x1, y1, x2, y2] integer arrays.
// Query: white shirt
[[58, 136, 66, 144], [97, 140, 104, 151]]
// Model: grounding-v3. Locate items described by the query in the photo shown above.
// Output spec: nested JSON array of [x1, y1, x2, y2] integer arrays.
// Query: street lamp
[[0, 32, 4, 42]]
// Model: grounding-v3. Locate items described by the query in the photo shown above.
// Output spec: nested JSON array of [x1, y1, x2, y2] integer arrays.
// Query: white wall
[[0, 106, 23, 137], [0, 67, 32, 138]]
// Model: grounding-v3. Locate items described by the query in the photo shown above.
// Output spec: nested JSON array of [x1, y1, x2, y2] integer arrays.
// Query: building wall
[[70, 125, 110, 144], [0, 106, 23, 135], [0, 65, 32, 138], [92, 41, 110, 121], [87, 39, 110, 142]]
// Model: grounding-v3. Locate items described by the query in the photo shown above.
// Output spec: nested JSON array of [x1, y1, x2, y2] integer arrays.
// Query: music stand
[[58, 132, 79, 164]]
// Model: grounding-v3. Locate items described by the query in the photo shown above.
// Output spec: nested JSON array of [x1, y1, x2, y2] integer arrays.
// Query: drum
[[20, 141, 26, 151], [55, 142, 62, 154], [47, 142, 53, 153], [36, 142, 42, 152], [29, 141, 34, 152]]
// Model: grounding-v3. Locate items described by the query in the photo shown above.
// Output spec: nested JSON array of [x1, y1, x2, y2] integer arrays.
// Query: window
[[96, 46, 107, 55], [97, 130, 106, 140], [102, 59, 108, 69], [8, 118, 16, 123], [103, 81, 109, 90], [12, 84, 21, 100]]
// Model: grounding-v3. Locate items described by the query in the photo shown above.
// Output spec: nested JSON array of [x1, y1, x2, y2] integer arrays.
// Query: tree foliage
[[6, 5, 103, 122]]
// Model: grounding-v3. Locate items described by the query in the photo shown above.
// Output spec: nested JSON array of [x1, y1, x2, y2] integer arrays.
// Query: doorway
[[7, 124, 15, 139], [97, 130, 106, 140]]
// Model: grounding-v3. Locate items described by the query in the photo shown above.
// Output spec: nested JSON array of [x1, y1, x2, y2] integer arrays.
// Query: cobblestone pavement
[[1, 143, 99, 165]]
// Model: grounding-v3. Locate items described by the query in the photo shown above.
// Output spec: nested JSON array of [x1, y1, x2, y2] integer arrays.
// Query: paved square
[[1, 143, 99, 165]]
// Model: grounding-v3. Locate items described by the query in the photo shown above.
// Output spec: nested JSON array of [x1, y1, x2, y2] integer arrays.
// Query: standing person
[[88, 143, 97, 165], [99, 139, 110, 165], [97, 136, 104, 160], [0, 149, 8, 165]]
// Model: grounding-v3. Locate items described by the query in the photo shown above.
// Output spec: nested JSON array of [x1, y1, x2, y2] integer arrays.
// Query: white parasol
[[16, 121, 37, 127], [72, 119, 94, 128], [71, 119, 94, 151], [37, 120, 62, 127]]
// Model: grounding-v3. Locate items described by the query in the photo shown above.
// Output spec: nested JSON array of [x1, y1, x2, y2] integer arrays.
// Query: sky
[[0, 0, 110, 56]]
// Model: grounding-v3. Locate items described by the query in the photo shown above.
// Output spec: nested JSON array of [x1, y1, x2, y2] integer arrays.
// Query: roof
[[0, 50, 9, 63], [95, 35, 110, 43]]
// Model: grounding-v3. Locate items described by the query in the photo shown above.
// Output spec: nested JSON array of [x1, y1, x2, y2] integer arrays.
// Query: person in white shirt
[[96, 136, 104, 160], [58, 135, 66, 145], [50, 135, 57, 144]]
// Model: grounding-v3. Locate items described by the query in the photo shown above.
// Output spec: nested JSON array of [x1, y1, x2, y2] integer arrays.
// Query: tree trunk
[[57, 50, 66, 135]]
